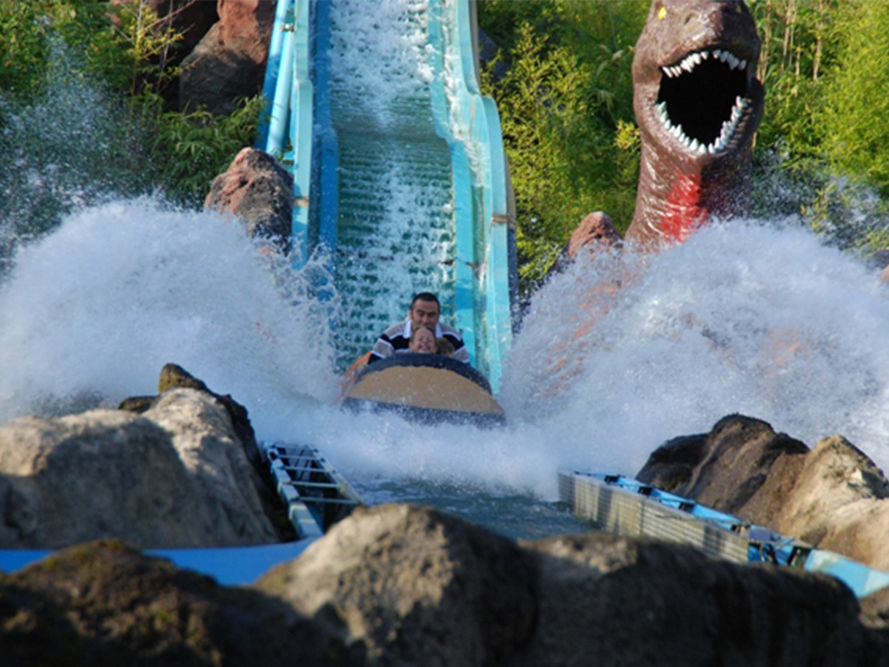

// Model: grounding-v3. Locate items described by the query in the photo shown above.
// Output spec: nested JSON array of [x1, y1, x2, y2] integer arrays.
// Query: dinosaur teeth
[[657, 94, 750, 156], [661, 48, 749, 78]]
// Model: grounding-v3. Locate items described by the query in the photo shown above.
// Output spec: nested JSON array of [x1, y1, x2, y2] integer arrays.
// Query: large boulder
[[205, 147, 294, 253], [638, 414, 889, 571], [179, 0, 275, 114], [742, 434, 889, 570], [255, 503, 885, 665], [0, 540, 341, 665], [638, 414, 810, 513], [518, 531, 876, 666], [0, 387, 278, 549], [256, 503, 538, 666]]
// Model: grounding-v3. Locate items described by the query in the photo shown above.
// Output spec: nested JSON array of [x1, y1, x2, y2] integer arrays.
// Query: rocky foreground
[[2, 366, 889, 664]]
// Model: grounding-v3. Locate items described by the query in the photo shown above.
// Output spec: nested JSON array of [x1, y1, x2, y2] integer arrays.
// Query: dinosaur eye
[[658, 5, 667, 19]]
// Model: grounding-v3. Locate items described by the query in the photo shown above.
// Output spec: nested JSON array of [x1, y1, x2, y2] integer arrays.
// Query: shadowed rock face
[[625, 0, 764, 246], [637, 414, 889, 572]]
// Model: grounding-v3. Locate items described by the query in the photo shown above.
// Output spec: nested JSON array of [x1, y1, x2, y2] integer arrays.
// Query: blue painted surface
[[0, 540, 314, 587], [589, 473, 889, 598]]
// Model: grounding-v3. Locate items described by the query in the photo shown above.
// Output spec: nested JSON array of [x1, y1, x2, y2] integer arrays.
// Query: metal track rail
[[263, 441, 363, 539], [559, 470, 889, 598]]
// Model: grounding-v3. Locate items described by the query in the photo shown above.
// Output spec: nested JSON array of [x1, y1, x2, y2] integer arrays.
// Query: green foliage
[[0, 0, 261, 217], [478, 0, 646, 290], [150, 95, 264, 207], [746, 0, 889, 254], [818, 0, 889, 198], [0, 1, 110, 103]]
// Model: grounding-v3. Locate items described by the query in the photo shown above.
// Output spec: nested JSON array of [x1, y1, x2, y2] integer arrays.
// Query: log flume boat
[[341, 354, 506, 427]]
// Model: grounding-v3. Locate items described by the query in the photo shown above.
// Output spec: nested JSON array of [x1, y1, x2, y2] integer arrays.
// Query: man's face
[[410, 299, 440, 330]]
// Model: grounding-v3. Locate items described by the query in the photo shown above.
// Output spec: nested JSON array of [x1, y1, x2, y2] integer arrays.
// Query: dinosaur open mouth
[[656, 49, 753, 156]]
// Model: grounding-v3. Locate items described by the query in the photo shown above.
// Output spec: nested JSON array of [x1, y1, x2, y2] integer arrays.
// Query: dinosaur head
[[626, 0, 764, 245]]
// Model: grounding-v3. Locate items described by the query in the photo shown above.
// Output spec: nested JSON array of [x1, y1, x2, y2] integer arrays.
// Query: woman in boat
[[408, 325, 438, 354], [409, 325, 457, 359]]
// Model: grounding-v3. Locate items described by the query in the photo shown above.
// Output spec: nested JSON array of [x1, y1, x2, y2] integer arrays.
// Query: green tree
[[478, 0, 645, 290], [818, 0, 889, 197], [0, 0, 261, 214]]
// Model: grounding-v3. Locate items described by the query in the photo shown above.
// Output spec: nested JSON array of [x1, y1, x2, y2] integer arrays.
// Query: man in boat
[[368, 292, 469, 364]]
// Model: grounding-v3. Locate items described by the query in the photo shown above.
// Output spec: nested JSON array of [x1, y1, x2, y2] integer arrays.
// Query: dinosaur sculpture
[[624, 0, 764, 247]]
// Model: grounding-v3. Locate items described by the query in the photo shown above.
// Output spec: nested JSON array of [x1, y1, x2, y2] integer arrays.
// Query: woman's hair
[[436, 337, 454, 356], [410, 324, 434, 340]]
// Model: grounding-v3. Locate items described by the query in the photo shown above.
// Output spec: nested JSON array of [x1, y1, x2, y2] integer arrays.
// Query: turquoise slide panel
[[257, 0, 516, 388]]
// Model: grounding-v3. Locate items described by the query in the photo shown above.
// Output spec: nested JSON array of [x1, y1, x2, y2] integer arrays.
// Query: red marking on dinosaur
[[660, 172, 709, 243]]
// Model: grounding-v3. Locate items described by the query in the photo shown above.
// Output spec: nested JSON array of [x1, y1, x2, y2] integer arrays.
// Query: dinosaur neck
[[626, 144, 752, 248]]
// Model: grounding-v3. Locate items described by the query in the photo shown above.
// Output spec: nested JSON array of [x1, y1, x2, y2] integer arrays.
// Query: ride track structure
[[0, 442, 363, 586], [256, 0, 517, 391], [559, 470, 889, 599]]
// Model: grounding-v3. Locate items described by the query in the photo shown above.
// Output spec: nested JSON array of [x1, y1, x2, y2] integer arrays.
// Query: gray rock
[[0, 539, 342, 665], [4, 503, 888, 664], [256, 503, 537, 666], [0, 389, 277, 549], [518, 531, 876, 666], [639, 414, 809, 514], [638, 414, 889, 572]]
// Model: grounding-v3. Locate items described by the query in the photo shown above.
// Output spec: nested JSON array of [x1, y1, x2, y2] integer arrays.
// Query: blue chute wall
[[256, 0, 516, 390]]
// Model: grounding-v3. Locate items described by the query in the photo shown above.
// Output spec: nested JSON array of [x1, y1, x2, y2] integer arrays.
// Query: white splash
[[500, 218, 889, 478], [0, 197, 339, 426], [2, 203, 889, 507]]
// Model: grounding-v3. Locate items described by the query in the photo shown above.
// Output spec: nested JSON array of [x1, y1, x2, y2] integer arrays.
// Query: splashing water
[[4, 7, 889, 538], [501, 219, 889, 477], [3, 199, 889, 535], [0, 198, 339, 423]]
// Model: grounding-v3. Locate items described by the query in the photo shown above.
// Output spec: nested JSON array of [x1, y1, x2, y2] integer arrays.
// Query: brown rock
[[547, 211, 622, 276], [256, 503, 537, 666], [638, 414, 809, 514], [0, 539, 341, 665], [205, 148, 293, 254], [178, 0, 275, 114], [254, 503, 885, 665], [4, 505, 888, 664], [639, 415, 889, 572], [517, 531, 875, 666], [745, 434, 889, 570]]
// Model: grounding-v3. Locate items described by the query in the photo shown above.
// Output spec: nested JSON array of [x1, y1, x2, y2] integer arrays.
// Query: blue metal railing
[[566, 471, 889, 599]]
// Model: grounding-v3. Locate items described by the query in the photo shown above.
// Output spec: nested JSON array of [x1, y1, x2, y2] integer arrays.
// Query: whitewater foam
[[3, 204, 889, 503]]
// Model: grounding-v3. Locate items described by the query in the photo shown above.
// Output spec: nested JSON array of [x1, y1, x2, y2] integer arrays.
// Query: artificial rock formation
[[0, 368, 279, 549], [205, 147, 294, 253], [8, 508, 887, 665], [638, 414, 889, 572], [179, 0, 275, 114]]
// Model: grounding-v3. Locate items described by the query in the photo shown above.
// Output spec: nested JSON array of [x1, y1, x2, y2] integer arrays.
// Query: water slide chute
[[256, 0, 517, 391]]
